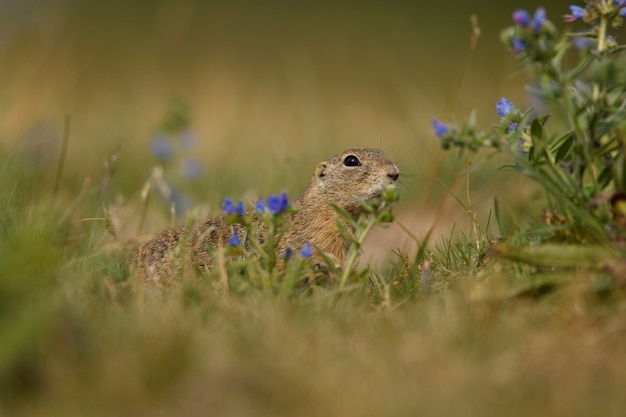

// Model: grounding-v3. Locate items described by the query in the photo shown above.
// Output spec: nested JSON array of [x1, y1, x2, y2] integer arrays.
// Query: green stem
[[339, 218, 376, 290], [338, 201, 392, 290], [557, 73, 599, 193], [592, 15, 607, 102]]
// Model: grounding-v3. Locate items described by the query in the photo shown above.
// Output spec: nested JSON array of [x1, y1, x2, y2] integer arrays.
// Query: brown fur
[[132, 148, 399, 285]]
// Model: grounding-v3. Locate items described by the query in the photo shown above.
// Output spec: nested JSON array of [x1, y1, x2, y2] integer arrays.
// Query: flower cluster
[[501, 7, 557, 60], [432, 3, 626, 242], [222, 197, 245, 216], [147, 100, 204, 217], [563, 1, 626, 23], [255, 192, 290, 216], [221, 192, 315, 260], [149, 129, 202, 180], [223, 192, 291, 219]]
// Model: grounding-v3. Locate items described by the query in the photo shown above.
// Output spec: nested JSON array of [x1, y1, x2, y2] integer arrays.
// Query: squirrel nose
[[387, 166, 400, 182]]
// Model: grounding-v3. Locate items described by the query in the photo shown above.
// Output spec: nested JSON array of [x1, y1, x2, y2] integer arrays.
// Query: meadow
[[1, 1, 626, 416]]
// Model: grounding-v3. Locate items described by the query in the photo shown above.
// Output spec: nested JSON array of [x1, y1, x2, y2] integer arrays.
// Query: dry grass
[[4, 2, 624, 417]]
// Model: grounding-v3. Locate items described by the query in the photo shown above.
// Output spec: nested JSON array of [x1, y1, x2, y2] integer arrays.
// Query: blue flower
[[507, 122, 518, 133], [432, 118, 450, 138], [150, 134, 173, 162], [621, 7, 626, 17], [267, 192, 289, 215], [496, 98, 515, 117], [222, 198, 244, 216], [228, 233, 241, 246], [284, 247, 294, 260], [532, 7, 546, 32], [570, 5, 586, 19], [170, 188, 193, 217], [572, 37, 591, 50], [255, 197, 265, 213], [180, 158, 203, 179], [511, 37, 527, 52], [512, 9, 531, 26], [300, 242, 313, 258]]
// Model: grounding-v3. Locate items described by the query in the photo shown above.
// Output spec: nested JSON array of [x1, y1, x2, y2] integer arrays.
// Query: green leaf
[[330, 203, 357, 229], [530, 119, 544, 142], [489, 243, 616, 268], [554, 133, 574, 163], [597, 165, 613, 190]]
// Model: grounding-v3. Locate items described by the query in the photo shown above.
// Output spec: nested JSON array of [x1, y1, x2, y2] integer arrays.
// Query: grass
[[2, 1, 626, 416], [1, 137, 626, 417]]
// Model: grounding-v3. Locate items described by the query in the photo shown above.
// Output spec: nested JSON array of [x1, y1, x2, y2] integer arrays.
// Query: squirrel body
[[132, 148, 399, 285]]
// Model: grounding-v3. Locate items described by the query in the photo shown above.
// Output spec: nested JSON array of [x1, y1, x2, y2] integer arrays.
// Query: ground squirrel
[[132, 148, 400, 285]]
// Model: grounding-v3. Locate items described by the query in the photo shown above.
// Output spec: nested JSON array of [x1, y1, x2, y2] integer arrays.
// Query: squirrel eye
[[343, 155, 361, 167]]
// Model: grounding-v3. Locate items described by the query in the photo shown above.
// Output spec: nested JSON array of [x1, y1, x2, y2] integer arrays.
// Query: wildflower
[[564, 5, 586, 22], [532, 7, 546, 32], [507, 122, 518, 133], [285, 247, 294, 260], [228, 233, 241, 246], [518, 138, 532, 155], [610, 1, 626, 15], [572, 37, 591, 49], [180, 158, 202, 179], [222, 197, 244, 216], [150, 134, 173, 162], [512, 9, 531, 26], [170, 188, 193, 217], [255, 197, 265, 213], [267, 192, 289, 215], [300, 242, 313, 258], [496, 98, 515, 117], [511, 37, 527, 52], [432, 118, 450, 138]]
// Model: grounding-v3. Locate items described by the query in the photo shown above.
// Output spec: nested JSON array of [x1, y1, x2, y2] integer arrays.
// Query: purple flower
[[572, 37, 591, 49], [570, 5, 586, 19], [255, 197, 265, 213], [300, 242, 313, 258], [564, 5, 586, 22], [228, 233, 241, 246], [532, 7, 546, 32], [170, 189, 193, 217], [432, 118, 450, 138], [267, 192, 289, 215], [496, 98, 515, 117], [222, 197, 244, 216], [513, 9, 531, 26], [180, 158, 202, 179], [150, 134, 173, 162], [621, 7, 626, 17], [511, 37, 527, 52], [507, 122, 518, 133]]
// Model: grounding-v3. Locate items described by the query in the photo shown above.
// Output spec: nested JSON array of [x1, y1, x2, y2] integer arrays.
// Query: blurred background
[[0, 0, 575, 257]]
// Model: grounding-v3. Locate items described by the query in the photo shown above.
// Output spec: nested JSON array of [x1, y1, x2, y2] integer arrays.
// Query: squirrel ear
[[315, 162, 327, 179]]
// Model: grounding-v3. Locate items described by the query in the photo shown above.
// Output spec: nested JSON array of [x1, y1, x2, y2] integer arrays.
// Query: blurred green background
[[0, 0, 574, 249]]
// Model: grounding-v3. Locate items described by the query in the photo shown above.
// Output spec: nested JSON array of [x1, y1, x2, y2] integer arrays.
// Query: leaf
[[597, 165, 613, 190], [489, 243, 617, 268], [334, 217, 354, 241], [554, 133, 574, 163], [330, 203, 357, 229], [530, 118, 544, 142]]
